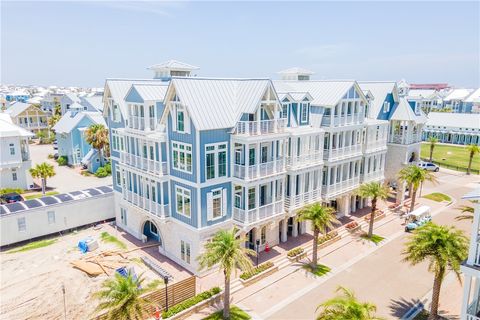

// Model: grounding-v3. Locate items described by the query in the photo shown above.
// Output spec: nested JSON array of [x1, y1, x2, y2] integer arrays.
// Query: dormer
[[277, 67, 314, 81], [147, 60, 199, 81]]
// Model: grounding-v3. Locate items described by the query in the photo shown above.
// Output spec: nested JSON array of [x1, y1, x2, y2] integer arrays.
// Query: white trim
[[175, 186, 191, 218]]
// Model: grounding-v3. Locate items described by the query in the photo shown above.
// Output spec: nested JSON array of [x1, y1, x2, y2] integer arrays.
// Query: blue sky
[[2, 1, 479, 88]]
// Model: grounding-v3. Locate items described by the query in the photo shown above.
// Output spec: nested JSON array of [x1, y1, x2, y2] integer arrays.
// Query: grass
[[6, 239, 58, 254], [302, 263, 331, 277], [420, 143, 480, 171], [423, 192, 451, 202], [360, 234, 385, 244], [202, 306, 251, 320], [24, 191, 59, 200], [100, 232, 127, 249]]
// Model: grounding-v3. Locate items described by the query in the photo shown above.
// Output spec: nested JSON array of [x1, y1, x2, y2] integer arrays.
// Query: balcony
[[123, 190, 169, 219], [324, 144, 362, 161], [128, 116, 145, 131], [286, 152, 323, 169], [364, 139, 388, 153], [233, 159, 285, 180], [361, 170, 384, 183], [120, 152, 167, 176], [322, 177, 360, 198], [390, 133, 422, 145], [233, 200, 284, 225], [21, 122, 48, 129], [467, 301, 480, 320], [285, 188, 322, 211], [235, 119, 286, 136], [321, 113, 364, 127]]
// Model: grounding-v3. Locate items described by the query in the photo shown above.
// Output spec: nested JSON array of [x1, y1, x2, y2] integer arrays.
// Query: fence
[[95, 276, 196, 319], [420, 158, 479, 175]]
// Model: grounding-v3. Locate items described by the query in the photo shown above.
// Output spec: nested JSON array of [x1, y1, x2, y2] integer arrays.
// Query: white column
[[358, 196, 364, 209], [255, 184, 260, 221], [292, 217, 298, 237], [460, 275, 472, 318], [281, 218, 288, 242], [255, 142, 260, 178], [351, 195, 357, 213]]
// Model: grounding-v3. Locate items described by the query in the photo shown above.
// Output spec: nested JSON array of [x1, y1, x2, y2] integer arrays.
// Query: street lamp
[[255, 239, 260, 266], [163, 276, 169, 312]]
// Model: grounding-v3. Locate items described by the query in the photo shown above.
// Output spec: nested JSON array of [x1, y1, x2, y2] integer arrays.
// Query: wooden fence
[[94, 276, 196, 319]]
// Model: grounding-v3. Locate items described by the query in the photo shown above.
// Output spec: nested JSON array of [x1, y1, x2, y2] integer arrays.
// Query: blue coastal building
[[103, 62, 389, 274]]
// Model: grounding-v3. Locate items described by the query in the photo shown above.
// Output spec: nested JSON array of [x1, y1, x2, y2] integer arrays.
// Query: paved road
[[29, 144, 112, 193], [236, 170, 478, 320]]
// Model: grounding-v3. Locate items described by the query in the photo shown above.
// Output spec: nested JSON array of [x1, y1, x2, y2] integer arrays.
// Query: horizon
[[1, 1, 479, 88]]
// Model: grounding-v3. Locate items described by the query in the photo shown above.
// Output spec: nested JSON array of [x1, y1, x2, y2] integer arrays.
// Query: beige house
[[4, 102, 50, 135]]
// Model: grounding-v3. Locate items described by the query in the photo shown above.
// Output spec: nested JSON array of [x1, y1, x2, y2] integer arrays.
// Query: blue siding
[[200, 182, 232, 227], [170, 180, 198, 228], [125, 87, 144, 103], [199, 129, 231, 183], [112, 159, 122, 192], [167, 115, 197, 183]]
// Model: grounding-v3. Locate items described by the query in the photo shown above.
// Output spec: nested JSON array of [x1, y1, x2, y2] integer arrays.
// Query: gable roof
[[0, 114, 34, 138], [390, 98, 427, 123], [465, 88, 480, 103], [53, 111, 106, 134], [273, 80, 361, 107], [165, 78, 274, 130], [5, 102, 42, 118], [126, 84, 169, 102], [406, 89, 438, 99], [147, 60, 199, 71], [81, 96, 104, 112], [63, 93, 81, 103], [358, 81, 398, 118], [444, 88, 474, 101], [426, 112, 480, 130]]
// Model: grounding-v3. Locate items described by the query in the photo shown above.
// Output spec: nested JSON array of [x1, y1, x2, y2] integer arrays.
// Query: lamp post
[[163, 275, 169, 312], [255, 239, 260, 266]]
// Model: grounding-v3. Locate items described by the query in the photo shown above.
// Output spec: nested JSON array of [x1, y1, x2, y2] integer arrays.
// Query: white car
[[417, 162, 439, 172]]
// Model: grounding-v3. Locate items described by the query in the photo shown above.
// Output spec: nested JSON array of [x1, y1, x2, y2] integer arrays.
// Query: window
[[17, 217, 26, 232], [176, 105, 185, 132], [47, 211, 55, 224], [12, 171, 17, 181], [205, 143, 227, 180], [176, 187, 191, 217], [208, 189, 226, 220], [383, 101, 390, 113], [281, 104, 288, 119], [9, 143, 15, 155], [116, 170, 121, 187], [260, 226, 266, 245], [172, 142, 192, 173], [150, 222, 158, 235], [112, 104, 121, 122], [120, 207, 128, 226], [248, 187, 255, 210], [301, 103, 308, 122], [181, 240, 191, 264]]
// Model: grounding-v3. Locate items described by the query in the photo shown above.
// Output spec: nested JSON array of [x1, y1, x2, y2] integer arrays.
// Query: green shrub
[[318, 231, 339, 245], [57, 156, 68, 166], [239, 261, 274, 280], [95, 167, 109, 178], [0, 188, 24, 195], [104, 162, 111, 174], [47, 154, 54, 159], [161, 287, 221, 318], [287, 247, 304, 258]]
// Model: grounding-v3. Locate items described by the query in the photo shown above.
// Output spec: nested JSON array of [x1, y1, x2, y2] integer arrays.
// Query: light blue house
[[6, 90, 30, 103], [52, 111, 106, 173]]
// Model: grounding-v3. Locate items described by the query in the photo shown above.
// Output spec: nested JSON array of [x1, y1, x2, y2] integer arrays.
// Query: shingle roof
[[426, 112, 480, 130], [273, 80, 358, 107], [168, 78, 272, 130], [0, 114, 34, 138], [358, 81, 397, 118], [147, 60, 199, 71], [53, 111, 106, 133]]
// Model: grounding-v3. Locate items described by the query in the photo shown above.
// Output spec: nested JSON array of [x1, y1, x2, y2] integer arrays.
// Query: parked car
[[0, 193, 24, 204], [405, 206, 432, 232], [417, 162, 439, 172]]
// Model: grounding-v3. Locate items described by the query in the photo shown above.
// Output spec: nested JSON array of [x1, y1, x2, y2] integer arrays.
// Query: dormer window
[[176, 105, 185, 132], [281, 103, 289, 119], [300, 103, 308, 123], [383, 101, 390, 113]]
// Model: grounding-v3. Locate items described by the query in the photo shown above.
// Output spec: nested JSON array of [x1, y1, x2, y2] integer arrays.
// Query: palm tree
[[93, 272, 158, 320], [455, 204, 474, 221], [197, 228, 255, 319], [48, 114, 61, 128], [466, 144, 479, 175], [402, 223, 468, 320], [29, 162, 55, 194], [427, 137, 438, 162], [85, 124, 109, 166], [298, 203, 339, 268], [398, 165, 437, 211], [357, 182, 389, 238], [316, 286, 383, 320]]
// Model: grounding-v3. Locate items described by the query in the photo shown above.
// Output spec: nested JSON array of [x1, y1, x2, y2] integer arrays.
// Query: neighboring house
[[40, 92, 63, 112], [460, 187, 480, 320], [60, 93, 82, 115], [5, 90, 30, 103], [60, 93, 104, 115], [103, 62, 389, 275], [4, 102, 50, 135], [465, 88, 480, 114], [443, 88, 474, 113], [406, 89, 444, 113], [358, 81, 427, 204], [422, 112, 480, 145], [52, 111, 106, 173], [0, 114, 35, 190]]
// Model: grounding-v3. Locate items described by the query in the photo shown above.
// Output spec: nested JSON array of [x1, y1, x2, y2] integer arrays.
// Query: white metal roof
[[128, 84, 169, 102], [147, 60, 199, 71], [462, 186, 480, 200], [167, 78, 273, 130], [358, 81, 398, 118], [426, 112, 480, 130], [273, 80, 359, 107], [407, 89, 437, 99], [53, 111, 106, 133], [390, 98, 427, 123], [4, 102, 40, 118], [0, 114, 34, 138], [465, 88, 480, 103], [444, 88, 474, 101], [277, 67, 315, 75]]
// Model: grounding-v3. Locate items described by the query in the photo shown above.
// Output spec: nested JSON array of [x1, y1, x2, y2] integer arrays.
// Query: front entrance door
[[287, 217, 293, 236], [246, 229, 255, 249]]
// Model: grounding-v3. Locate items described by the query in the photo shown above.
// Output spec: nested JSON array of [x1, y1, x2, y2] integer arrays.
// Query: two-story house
[[0, 114, 34, 190], [4, 101, 50, 135]]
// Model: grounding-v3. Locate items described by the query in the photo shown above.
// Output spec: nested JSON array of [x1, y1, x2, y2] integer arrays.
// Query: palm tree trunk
[[428, 267, 445, 320], [368, 198, 376, 238], [429, 145, 434, 162], [410, 188, 417, 212], [408, 183, 413, 199], [223, 270, 230, 319], [41, 178, 46, 195], [467, 153, 473, 175], [312, 228, 319, 268]]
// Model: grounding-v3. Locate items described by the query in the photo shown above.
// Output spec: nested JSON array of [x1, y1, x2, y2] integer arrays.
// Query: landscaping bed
[[345, 221, 361, 233], [318, 231, 341, 250], [287, 247, 307, 262], [364, 210, 386, 222], [162, 287, 221, 319], [239, 261, 277, 286]]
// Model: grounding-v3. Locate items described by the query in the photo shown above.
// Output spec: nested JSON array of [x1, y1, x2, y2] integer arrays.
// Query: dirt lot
[[0, 223, 190, 320]]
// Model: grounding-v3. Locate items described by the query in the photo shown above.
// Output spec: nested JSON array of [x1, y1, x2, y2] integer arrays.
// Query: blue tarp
[[78, 240, 88, 253]]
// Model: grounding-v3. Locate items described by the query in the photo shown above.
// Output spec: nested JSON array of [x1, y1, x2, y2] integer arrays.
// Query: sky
[[1, 1, 479, 88]]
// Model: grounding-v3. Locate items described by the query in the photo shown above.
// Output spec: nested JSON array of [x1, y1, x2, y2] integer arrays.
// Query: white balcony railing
[[128, 116, 145, 130], [467, 301, 480, 320], [233, 200, 284, 225], [235, 119, 286, 136], [321, 113, 364, 127], [285, 188, 322, 211], [233, 158, 285, 180], [123, 190, 169, 218], [322, 177, 360, 198], [361, 171, 384, 183], [390, 133, 422, 145], [324, 144, 362, 161], [286, 152, 323, 169], [120, 152, 167, 176], [364, 139, 388, 152]]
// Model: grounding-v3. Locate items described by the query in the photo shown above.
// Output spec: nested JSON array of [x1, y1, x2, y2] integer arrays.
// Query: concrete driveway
[[29, 144, 112, 193]]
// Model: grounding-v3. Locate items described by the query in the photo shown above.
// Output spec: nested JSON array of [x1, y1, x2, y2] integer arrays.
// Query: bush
[[240, 261, 274, 280], [0, 188, 24, 195], [104, 162, 111, 174], [318, 231, 339, 244], [95, 167, 109, 178], [161, 287, 221, 318], [57, 156, 68, 166], [287, 247, 304, 258]]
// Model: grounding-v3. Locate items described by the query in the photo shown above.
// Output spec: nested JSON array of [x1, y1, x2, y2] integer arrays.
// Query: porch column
[[396, 178, 406, 205], [255, 142, 260, 178], [255, 184, 260, 221], [460, 275, 472, 319], [281, 218, 288, 242], [272, 140, 277, 172], [292, 217, 298, 237], [351, 195, 357, 213]]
